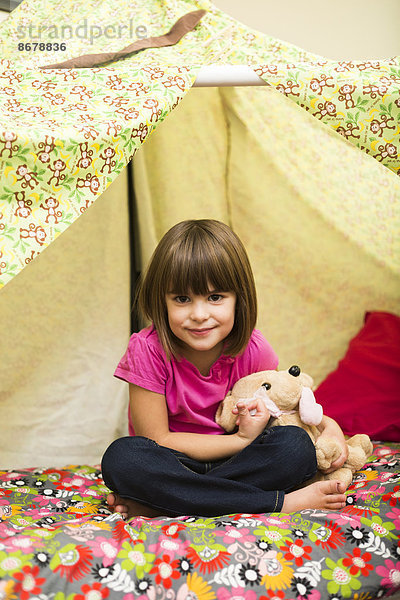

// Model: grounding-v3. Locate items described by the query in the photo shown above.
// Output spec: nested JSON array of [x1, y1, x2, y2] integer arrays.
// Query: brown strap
[[40, 9, 207, 70]]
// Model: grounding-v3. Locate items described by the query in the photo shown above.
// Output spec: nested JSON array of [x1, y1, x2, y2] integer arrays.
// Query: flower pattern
[[322, 556, 362, 597], [149, 554, 180, 589], [75, 582, 109, 600], [281, 538, 312, 566], [13, 565, 46, 600], [342, 547, 374, 577], [119, 541, 155, 578], [187, 543, 231, 574], [375, 558, 400, 594], [0, 444, 399, 598], [259, 551, 294, 591]]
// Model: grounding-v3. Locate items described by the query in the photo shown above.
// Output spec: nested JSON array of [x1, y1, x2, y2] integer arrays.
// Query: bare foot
[[106, 493, 163, 520], [282, 480, 347, 513]]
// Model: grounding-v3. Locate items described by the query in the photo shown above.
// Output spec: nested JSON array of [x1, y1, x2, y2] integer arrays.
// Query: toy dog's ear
[[299, 387, 323, 426], [299, 372, 314, 388]]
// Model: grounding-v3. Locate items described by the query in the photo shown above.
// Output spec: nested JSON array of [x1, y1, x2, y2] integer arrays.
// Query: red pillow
[[315, 311, 400, 442]]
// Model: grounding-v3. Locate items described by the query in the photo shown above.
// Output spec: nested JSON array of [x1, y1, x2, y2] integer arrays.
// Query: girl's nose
[[190, 300, 209, 321]]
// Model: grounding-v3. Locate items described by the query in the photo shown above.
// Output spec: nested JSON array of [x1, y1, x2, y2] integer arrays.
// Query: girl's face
[[165, 288, 236, 360]]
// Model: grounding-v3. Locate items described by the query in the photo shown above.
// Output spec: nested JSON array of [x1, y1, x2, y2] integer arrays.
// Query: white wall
[[212, 0, 400, 60], [2, 2, 398, 60]]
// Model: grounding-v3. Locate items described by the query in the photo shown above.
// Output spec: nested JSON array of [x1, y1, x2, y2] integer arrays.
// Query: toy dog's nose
[[289, 365, 301, 377]]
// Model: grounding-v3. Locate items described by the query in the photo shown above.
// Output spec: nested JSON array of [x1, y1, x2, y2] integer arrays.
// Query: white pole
[[193, 64, 268, 87]]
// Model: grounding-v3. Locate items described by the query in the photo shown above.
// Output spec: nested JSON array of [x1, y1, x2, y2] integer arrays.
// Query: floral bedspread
[[0, 442, 399, 599]]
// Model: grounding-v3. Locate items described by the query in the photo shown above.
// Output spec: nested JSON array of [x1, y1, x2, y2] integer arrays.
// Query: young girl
[[101, 219, 348, 519]]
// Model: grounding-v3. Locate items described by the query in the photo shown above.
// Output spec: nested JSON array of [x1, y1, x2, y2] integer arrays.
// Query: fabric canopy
[[133, 84, 400, 386], [0, 0, 399, 287], [1, 0, 399, 468]]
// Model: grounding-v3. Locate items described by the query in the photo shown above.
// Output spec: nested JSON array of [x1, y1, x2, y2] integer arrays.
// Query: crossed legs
[[101, 427, 346, 519]]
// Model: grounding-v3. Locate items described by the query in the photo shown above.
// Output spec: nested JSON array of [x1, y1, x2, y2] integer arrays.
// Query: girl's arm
[[317, 415, 349, 473], [129, 383, 270, 461]]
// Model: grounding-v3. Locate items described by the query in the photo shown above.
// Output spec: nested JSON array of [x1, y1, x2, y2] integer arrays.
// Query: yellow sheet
[[0, 171, 130, 468], [134, 86, 400, 385]]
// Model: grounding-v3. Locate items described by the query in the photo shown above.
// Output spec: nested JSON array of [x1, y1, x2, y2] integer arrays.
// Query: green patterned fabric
[[0, 0, 399, 287]]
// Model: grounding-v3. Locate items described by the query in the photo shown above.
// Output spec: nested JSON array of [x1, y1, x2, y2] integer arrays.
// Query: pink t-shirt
[[114, 326, 279, 436]]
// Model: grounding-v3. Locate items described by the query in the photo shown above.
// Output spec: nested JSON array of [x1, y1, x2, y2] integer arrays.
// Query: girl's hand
[[233, 399, 270, 442]]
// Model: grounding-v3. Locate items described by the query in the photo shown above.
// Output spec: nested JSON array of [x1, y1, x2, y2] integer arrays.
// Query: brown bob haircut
[[137, 219, 257, 359]]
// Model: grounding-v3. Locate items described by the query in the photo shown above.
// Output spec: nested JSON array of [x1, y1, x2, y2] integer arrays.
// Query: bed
[[1, 440, 399, 599]]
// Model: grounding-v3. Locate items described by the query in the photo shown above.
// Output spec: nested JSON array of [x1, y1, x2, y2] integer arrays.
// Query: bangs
[[166, 231, 238, 295]]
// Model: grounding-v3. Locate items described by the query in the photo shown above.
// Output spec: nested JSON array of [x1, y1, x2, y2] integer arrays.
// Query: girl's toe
[[106, 493, 116, 507]]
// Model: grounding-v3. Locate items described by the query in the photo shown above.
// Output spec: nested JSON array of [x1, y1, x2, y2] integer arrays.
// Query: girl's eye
[[209, 294, 223, 302], [175, 296, 190, 304]]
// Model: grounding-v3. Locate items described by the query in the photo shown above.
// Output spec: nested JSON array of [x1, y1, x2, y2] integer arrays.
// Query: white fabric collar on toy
[[244, 385, 323, 426]]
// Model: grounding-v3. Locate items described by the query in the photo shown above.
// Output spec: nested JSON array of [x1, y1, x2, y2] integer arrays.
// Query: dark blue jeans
[[101, 426, 317, 517]]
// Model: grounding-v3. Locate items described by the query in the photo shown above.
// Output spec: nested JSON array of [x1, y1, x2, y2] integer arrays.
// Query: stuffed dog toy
[[215, 366, 373, 488]]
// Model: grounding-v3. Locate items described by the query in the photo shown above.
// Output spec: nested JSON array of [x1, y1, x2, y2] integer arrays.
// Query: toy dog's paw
[[315, 438, 341, 471], [215, 393, 237, 432], [347, 433, 373, 456]]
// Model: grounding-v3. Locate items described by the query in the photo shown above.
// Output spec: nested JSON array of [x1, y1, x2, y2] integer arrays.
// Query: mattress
[[1, 441, 399, 598]]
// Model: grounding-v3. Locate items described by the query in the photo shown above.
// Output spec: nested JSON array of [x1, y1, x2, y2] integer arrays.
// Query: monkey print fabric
[[254, 59, 400, 172], [0, 442, 399, 599], [0, 0, 399, 288], [0, 60, 195, 288]]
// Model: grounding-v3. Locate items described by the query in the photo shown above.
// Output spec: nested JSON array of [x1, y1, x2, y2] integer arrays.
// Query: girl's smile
[[165, 289, 236, 372], [188, 327, 216, 336]]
